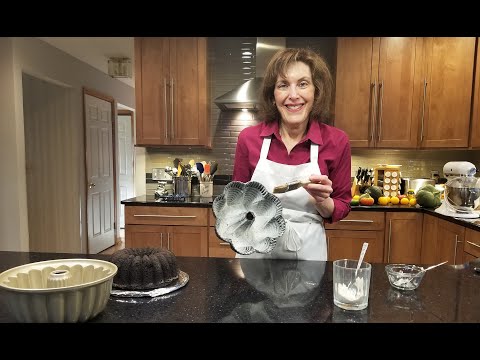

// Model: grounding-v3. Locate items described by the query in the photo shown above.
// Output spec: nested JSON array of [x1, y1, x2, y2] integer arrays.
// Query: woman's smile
[[274, 61, 314, 126]]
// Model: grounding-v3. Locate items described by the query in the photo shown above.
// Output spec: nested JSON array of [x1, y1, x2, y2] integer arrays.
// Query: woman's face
[[273, 61, 314, 127]]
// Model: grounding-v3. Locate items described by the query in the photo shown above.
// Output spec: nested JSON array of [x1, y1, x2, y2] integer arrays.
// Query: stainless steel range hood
[[214, 37, 286, 111]]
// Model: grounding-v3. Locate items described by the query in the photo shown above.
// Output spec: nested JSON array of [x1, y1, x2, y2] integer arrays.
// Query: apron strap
[[310, 142, 319, 163], [259, 136, 272, 161]]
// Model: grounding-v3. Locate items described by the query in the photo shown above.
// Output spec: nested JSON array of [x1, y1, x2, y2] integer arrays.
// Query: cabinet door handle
[[339, 219, 374, 223], [387, 219, 392, 263], [219, 242, 230, 246], [370, 81, 377, 142], [170, 76, 175, 139], [378, 80, 384, 141], [164, 78, 168, 140], [160, 232, 164, 248], [454, 235, 462, 265], [420, 78, 427, 141], [133, 214, 197, 218], [466, 241, 480, 249], [167, 233, 171, 250]]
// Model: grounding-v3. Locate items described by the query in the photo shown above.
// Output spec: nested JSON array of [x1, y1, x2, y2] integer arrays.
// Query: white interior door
[[85, 93, 115, 254], [117, 110, 135, 228]]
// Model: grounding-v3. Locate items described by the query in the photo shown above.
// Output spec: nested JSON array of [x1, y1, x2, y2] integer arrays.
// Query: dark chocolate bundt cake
[[110, 247, 179, 290]]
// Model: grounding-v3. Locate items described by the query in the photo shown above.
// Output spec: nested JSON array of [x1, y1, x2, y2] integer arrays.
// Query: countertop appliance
[[435, 161, 480, 219]]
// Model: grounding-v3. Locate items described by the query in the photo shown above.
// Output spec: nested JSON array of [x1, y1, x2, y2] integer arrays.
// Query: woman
[[232, 48, 352, 261]]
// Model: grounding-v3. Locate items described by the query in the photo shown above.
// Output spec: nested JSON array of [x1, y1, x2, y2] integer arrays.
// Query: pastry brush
[[273, 178, 312, 194]]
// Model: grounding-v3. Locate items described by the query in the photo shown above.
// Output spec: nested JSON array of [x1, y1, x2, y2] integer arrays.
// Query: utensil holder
[[200, 181, 213, 197], [174, 176, 190, 196]]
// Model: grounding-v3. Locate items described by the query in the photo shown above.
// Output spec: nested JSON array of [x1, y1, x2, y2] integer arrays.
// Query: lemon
[[400, 197, 410, 205], [378, 196, 389, 206], [390, 196, 400, 205], [409, 198, 417, 206]]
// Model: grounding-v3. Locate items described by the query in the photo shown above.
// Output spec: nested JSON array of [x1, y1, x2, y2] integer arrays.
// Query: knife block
[[351, 178, 361, 197]]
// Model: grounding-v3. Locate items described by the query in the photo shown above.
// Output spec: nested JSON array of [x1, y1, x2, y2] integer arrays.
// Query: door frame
[[117, 108, 135, 229], [82, 87, 118, 251]]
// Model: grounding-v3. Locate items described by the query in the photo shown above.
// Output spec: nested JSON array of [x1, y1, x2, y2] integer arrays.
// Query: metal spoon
[[346, 242, 369, 293], [403, 260, 448, 287]]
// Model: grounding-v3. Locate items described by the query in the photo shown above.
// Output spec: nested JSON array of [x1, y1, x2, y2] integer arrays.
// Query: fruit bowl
[[385, 264, 425, 291], [0, 258, 117, 323]]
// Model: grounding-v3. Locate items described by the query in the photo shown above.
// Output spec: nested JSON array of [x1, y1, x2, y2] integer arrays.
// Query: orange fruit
[[400, 197, 410, 205], [390, 196, 400, 205]]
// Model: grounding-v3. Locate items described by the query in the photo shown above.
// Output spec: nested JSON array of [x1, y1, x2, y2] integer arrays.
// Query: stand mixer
[[435, 161, 480, 218]]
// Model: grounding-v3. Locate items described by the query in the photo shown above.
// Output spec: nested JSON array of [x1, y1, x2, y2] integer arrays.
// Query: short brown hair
[[260, 48, 333, 124]]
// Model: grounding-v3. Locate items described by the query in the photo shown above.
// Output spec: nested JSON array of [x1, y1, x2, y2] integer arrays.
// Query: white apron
[[236, 136, 327, 261]]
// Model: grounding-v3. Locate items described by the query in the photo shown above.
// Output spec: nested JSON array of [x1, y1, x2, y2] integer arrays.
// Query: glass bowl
[[385, 264, 425, 291], [212, 181, 286, 255], [0, 258, 117, 323]]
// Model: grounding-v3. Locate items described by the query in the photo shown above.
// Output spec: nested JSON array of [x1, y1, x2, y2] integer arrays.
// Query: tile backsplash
[[145, 37, 480, 183]]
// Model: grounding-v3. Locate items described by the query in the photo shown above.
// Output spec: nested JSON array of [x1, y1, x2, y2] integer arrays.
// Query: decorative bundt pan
[[213, 181, 286, 255], [0, 258, 117, 323]]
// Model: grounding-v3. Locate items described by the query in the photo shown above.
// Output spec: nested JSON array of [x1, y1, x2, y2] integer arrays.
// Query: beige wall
[[0, 37, 134, 252]]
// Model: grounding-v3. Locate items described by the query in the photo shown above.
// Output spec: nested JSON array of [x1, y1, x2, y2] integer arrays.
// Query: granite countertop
[[1, 251, 479, 323]]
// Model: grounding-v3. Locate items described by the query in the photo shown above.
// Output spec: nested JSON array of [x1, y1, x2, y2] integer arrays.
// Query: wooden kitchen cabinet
[[417, 37, 475, 148], [421, 214, 465, 265], [325, 211, 385, 263], [335, 37, 422, 148], [125, 224, 208, 257], [470, 38, 480, 148], [464, 227, 480, 260], [134, 37, 210, 147], [208, 209, 235, 258], [124, 205, 208, 257], [384, 212, 423, 264]]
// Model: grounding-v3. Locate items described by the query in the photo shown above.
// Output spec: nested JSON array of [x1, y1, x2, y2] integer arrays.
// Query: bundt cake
[[110, 247, 179, 290]]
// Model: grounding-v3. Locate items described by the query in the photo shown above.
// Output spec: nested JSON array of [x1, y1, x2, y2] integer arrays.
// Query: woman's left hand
[[303, 174, 333, 204]]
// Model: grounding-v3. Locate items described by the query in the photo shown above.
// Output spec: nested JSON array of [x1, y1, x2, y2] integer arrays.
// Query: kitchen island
[[1, 251, 479, 323]]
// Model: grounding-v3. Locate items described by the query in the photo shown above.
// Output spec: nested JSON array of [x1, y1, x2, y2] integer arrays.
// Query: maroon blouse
[[233, 120, 352, 223]]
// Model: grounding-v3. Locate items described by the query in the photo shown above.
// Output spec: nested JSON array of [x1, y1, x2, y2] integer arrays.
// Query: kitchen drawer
[[208, 227, 236, 258], [324, 211, 385, 231], [464, 228, 480, 258], [125, 206, 208, 226]]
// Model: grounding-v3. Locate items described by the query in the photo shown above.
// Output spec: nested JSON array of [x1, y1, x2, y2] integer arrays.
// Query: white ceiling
[[38, 37, 135, 88]]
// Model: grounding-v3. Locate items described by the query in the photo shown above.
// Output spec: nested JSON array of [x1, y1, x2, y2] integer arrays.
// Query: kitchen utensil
[[410, 178, 436, 194], [210, 161, 218, 176], [196, 162, 204, 174], [356, 167, 362, 182], [435, 161, 480, 219], [417, 260, 448, 275], [273, 178, 311, 193], [346, 242, 369, 294], [0, 258, 117, 323], [213, 181, 286, 255], [392, 261, 449, 290]]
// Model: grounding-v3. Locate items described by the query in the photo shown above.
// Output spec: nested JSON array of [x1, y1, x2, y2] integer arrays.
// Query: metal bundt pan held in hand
[[212, 181, 286, 255]]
